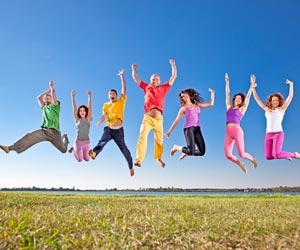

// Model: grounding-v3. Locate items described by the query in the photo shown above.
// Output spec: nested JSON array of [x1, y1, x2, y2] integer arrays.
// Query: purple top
[[184, 106, 200, 128], [226, 108, 243, 125]]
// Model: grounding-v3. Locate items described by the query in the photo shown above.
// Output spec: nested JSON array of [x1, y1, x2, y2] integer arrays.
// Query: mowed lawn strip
[[0, 193, 299, 249]]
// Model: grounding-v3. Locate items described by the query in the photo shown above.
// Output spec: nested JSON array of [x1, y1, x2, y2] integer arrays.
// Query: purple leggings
[[224, 125, 254, 164], [264, 131, 296, 160], [73, 140, 91, 162]]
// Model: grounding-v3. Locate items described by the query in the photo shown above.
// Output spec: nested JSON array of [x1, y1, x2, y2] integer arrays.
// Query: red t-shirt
[[140, 81, 171, 114]]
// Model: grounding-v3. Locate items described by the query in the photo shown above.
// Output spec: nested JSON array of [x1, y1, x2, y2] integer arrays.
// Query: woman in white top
[[252, 75, 300, 160]]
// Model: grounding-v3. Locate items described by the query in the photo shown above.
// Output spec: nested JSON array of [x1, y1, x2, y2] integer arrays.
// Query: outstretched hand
[[250, 74, 256, 84], [208, 88, 215, 93], [87, 90, 92, 95], [225, 73, 229, 83], [286, 79, 293, 85], [131, 64, 138, 70], [164, 132, 171, 138], [49, 80, 54, 88], [71, 90, 76, 96], [169, 59, 176, 65], [117, 69, 124, 76]]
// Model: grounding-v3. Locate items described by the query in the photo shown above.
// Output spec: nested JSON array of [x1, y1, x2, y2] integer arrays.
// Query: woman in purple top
[[165, 88, 215, 160], [224, 73, 257, 173]]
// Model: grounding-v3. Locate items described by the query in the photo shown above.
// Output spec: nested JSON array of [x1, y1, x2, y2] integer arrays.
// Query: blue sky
[[1, 0, 300, 190]]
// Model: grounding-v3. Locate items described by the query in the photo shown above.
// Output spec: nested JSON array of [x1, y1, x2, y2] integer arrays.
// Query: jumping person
[[131, 59, 177, 168], [0, 81, 69, 154], [88, 70, 134, 176], [165, 88, 215, 160], [69, 90, 92, 162], [252, 75, 300, 160], [224, 73, 257, 173]]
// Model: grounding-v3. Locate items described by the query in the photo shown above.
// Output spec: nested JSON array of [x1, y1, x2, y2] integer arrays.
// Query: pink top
[[184, 106, 200, 128]]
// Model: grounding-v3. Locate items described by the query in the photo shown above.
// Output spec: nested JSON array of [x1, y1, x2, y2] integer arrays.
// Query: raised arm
[[281, 79, 294, 111], [225, 73, 231, 109], [251, 77, 266, 110], [240, 75, 255, 114], [37, 89, 51, 107], [87, 90, 92, 121], [131, 64, 141, 86], [168, 59, 177, 86], [165, 107, 185, 138], [198, 88, 215, 108], [71, 90, 78, 121], [118, 69, 126, 95], [49, 81, 58, 105]]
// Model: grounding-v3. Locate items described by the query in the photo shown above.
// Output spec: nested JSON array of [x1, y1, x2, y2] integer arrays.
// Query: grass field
[[0, 192, 300, 249]]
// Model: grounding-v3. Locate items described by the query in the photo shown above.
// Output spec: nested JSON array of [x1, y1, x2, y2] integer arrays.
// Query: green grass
[[0, 193, 300, 249]]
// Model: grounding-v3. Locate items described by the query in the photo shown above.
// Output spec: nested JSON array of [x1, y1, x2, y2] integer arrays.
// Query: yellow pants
[[136, 115, 164, 162]]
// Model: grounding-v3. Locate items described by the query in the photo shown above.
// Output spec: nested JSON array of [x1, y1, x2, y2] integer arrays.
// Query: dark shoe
[[68, 147, 74, 153]]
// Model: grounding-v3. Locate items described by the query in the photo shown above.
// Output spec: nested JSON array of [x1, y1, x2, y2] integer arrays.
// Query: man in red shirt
[[131, 59, 177, 168]]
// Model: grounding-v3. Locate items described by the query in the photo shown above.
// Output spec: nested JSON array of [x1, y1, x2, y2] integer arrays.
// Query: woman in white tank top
[[252, 76, 300, 160]]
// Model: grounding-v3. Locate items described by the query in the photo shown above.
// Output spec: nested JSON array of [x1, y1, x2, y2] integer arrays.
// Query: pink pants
[[224, 125, 254, 164], [73, 140, 91, 162], [264, 131, 296, 160]]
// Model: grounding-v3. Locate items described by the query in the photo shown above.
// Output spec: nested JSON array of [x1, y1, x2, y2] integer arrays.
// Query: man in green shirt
[[0, 81, 69, 154]]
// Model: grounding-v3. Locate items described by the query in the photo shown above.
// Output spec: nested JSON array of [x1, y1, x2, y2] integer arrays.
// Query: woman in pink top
[[252, 75, 300, 160], [224, 73, 257, 174], [165, 88, 215, 160]]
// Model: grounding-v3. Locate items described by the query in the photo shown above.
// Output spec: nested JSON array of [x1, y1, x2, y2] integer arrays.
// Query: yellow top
[[103, 94, 127, 126]]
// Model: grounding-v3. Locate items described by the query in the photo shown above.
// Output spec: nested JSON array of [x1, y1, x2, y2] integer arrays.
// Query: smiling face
[[180, 92, 190, 104], [234, 95, 243, 106], [79, 107, 87, 118], [150, 74, 161, 86], [43, 94, 52, 105], [232, 93, 245, 108], [270, 96, 280, 108], [266, 93, 284, 109]]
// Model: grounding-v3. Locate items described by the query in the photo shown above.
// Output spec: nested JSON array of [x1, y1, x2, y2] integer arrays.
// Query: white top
[[265, 108, 284, 133]]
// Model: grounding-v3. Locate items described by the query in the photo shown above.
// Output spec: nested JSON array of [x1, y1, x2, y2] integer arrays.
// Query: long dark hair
[[179, 88, 204, 106]]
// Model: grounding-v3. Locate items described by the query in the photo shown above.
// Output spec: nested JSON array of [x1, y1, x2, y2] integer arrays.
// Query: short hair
[[232, 92, 246, 107], [109, 89, 118, 95], [77, 105, 89, 118], [179, 88, 203, 106], [266, 93, 284, 108]]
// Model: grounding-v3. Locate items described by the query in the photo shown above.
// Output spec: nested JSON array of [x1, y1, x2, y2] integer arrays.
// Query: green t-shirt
[[41, 102, 60, 131]]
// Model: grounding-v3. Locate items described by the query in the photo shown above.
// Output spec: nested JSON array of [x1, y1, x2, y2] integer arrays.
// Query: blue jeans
[[93, 126, 133, 169]]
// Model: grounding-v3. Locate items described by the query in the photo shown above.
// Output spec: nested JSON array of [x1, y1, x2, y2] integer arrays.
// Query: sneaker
[[130, 168, 135, 176], [89, 149, 96, 160], [62, 134, 69, 144]]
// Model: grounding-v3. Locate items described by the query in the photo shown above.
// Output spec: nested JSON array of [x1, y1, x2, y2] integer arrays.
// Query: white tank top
[[265, 108, 284, 133]]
